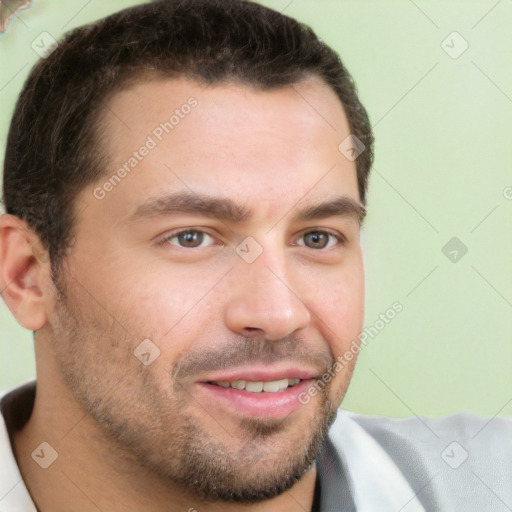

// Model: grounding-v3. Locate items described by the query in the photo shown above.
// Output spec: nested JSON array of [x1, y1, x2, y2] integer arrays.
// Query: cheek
[[311, 260, 365, 358], [339, 266, 365, 327], [109, 271, 220, 348]]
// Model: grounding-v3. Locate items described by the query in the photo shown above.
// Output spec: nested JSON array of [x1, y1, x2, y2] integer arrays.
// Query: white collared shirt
[[0, 385, 37, 512]]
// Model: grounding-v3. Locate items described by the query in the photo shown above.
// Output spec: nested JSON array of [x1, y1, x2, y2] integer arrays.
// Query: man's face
[[49, 77, 365, 501]]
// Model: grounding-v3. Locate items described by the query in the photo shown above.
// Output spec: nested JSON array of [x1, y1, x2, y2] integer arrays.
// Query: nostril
[[243, 327, 262, 335]]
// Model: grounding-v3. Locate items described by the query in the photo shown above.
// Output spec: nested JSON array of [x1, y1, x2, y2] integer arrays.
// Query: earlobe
[[0, 214, 49, 331]]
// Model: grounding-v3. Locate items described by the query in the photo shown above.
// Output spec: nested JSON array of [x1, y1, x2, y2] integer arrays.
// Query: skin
[[0, 76, 365, 512]]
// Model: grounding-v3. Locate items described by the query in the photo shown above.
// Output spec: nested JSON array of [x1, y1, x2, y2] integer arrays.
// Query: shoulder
[[344, 408, 512, 445], [333, 410, 512, 510], [344, 409, 512, 468]]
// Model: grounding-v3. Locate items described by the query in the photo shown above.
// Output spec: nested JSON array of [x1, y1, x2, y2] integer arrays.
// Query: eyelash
[[157, 228, 346, 250]]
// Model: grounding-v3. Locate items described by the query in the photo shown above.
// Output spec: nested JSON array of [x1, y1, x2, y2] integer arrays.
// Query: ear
[[0, 214, 50, 331]]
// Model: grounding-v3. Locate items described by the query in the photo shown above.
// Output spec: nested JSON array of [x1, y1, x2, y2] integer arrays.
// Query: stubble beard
[[50, 273, 344, 503]]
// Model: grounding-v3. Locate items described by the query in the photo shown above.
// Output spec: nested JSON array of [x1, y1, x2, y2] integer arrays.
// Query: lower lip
[[197, 380, 313, 419]]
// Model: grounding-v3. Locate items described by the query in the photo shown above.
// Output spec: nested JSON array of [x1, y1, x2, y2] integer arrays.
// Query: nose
[[223, 253, 311, 340]]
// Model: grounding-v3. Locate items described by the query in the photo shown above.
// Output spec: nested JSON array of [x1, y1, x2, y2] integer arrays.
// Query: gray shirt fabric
[[1, 381, 511, 511], [318, 410, 512, 511]]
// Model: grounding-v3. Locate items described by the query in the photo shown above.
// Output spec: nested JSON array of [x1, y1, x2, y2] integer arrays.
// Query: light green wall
[[1, 0, 511, 418]]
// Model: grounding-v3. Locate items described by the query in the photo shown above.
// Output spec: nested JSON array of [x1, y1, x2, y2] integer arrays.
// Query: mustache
[[171, 335, 334, 379]]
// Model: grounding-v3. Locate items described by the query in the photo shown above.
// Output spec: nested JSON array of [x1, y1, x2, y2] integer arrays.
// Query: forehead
[[86, 76, 359, 221]]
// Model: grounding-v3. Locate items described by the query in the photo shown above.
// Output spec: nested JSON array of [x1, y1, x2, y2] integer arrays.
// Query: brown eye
[[304, 231, 329, 249], [177, 231, 203, 247], [298, 231, 342, 250], [164, 230, 214, 248]]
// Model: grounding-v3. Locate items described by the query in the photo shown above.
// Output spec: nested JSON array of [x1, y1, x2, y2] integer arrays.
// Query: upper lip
[[198, 365, 318, 383]]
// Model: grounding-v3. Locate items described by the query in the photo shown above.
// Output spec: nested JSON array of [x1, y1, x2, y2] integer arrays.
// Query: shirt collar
[[0, 384, 37, 512], [319, 409, 426, 512]]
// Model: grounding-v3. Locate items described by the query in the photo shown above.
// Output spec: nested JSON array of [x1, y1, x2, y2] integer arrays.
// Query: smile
[[209, 378, 301, 393]]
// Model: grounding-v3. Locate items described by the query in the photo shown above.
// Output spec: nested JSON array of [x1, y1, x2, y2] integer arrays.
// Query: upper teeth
[[214, 378, 300, 393]]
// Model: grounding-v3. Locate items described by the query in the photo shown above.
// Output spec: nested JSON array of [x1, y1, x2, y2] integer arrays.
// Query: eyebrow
[[129, 191, 366, 225]]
